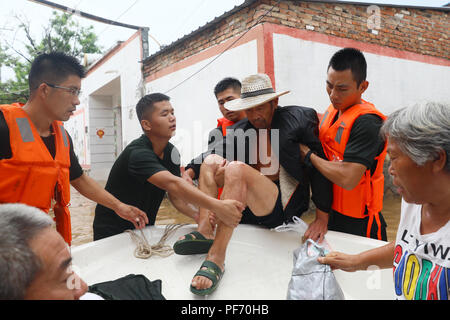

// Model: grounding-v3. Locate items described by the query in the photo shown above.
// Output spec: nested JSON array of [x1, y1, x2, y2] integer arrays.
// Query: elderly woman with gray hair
[[0, 203, 88, 299], [318, 102, 450, 300]]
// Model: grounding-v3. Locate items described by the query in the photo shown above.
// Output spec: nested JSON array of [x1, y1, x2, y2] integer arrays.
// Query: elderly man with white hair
[[0, 203, 88, 300], [318, 102, 450, 300]]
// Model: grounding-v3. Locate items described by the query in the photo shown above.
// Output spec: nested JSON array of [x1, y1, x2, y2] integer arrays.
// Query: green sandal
[[190, 260, 224, 296], [173, 231, 213, 255]]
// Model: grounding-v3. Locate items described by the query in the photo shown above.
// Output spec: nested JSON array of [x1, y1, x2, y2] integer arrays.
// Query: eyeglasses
[[45, 83, 82, 97]]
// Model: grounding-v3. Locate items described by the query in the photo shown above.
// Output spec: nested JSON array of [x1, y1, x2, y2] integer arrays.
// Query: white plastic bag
[[287, 239, 345, 300], [272, 216, 309, 235]]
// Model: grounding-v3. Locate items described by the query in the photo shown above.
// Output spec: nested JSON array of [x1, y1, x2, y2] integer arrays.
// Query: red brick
[[143, 0, 449, 79]]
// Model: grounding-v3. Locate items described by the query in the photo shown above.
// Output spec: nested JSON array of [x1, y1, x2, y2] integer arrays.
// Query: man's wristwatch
[[304, 149, 316, 168]]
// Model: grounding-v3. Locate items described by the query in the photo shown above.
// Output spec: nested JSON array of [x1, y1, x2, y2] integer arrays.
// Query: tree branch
[[3, 39, 31, 63], [14, 14, 38, 52]]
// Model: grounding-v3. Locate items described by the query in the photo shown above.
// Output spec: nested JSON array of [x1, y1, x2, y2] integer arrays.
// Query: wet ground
[[69, 181, 401, 247], [69, 182, 196, 247]]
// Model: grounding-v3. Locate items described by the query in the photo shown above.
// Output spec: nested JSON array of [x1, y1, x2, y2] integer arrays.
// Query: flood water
[[69, 183, 402, 247]]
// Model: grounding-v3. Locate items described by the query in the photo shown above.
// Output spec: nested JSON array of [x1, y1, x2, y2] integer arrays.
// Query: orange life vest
[[216, 117, 236, 199], [217, 117, 235, 137], [0, 104, 72, 245], [319, 101, 387, 239]]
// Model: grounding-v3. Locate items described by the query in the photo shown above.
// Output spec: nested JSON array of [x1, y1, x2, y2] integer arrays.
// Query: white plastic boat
[[71, 223, 395, 300]]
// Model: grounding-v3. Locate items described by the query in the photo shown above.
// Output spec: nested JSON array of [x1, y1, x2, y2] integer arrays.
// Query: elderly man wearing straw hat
[[185, 73, 332, 296]]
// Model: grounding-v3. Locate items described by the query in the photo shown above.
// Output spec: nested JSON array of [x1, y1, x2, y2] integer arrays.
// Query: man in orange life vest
[[0, 52, 149, 245], [299, 47, 388, 240], [179, 78, 245, 245]]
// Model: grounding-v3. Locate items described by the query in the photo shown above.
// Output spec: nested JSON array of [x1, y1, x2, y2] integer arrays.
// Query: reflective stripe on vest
[[335, 122, 345, 144], [0, 104, 72, 244], [59, 124, 69, 147], [16, 117, 35, 142], [319, 111, 329, 129]]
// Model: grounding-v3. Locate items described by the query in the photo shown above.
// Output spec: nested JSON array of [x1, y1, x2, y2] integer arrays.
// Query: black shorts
[[240, 180, 285, 229], [328, 210, 387, 241]]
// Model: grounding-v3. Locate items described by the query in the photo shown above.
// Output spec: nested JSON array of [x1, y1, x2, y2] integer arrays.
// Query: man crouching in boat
[[181, 74, 332, 296], [93, 93, 244, 240]]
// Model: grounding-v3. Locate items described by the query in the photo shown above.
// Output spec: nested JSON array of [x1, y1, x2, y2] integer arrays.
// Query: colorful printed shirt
[[393, 199, 450, 300]]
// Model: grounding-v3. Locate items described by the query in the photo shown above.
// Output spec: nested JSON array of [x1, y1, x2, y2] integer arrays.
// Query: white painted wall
[[89, 95, 116, 179], [66, 29, 449, 179], [65, 32, 143, 180], [145, 40, 259, 166], [273, 34, 450, 115], [65, 103, 89, 167]]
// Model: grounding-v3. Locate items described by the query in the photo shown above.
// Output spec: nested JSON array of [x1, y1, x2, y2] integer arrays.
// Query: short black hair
[[136, 93, 170, 122], [327, 48, 367, 86], [29, 52, 85, 94], [214, 77, 241, 97]]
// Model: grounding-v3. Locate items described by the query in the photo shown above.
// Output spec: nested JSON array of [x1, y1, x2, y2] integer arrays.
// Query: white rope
[[125, 224, 187, 259]]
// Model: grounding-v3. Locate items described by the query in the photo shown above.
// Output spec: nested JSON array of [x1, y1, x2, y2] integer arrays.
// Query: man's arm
[[70, 173, 149, 229], [0, 111, 12, 160], [67, 131, 148, 228], [300, 114, 384, 190], [303, 208, 329, 243], [301, 147, 367, 190], [167, 192, 199, 223], [304, 155, 333, 242], [149, 170, 244, 228], [290, 107, 332, 242]]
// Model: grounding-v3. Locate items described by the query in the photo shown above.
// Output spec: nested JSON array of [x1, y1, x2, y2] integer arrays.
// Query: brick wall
[[143, 0, 449, 79]]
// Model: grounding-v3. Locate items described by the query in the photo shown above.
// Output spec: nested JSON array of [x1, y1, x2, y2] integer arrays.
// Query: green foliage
[[0, 11, 102, 104], [0, 44, 26, 104]]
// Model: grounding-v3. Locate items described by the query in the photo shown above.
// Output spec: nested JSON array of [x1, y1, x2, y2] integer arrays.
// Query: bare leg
[[196, 155, 224, 238], [191, 160, 278, 291], [177, 155, 225, 241]]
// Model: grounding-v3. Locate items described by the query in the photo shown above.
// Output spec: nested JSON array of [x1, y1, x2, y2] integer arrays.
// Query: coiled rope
[[125, 224, 187, 259]]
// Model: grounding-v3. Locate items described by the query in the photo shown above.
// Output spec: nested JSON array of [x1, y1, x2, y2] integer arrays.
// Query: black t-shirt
[[340, 114, 385, 175], [0, 111, 83, 181], [93, 135, 181, 233]]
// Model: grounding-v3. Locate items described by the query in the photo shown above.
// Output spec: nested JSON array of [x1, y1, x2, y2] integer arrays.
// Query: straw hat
[[224, 74, 290, 111]]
